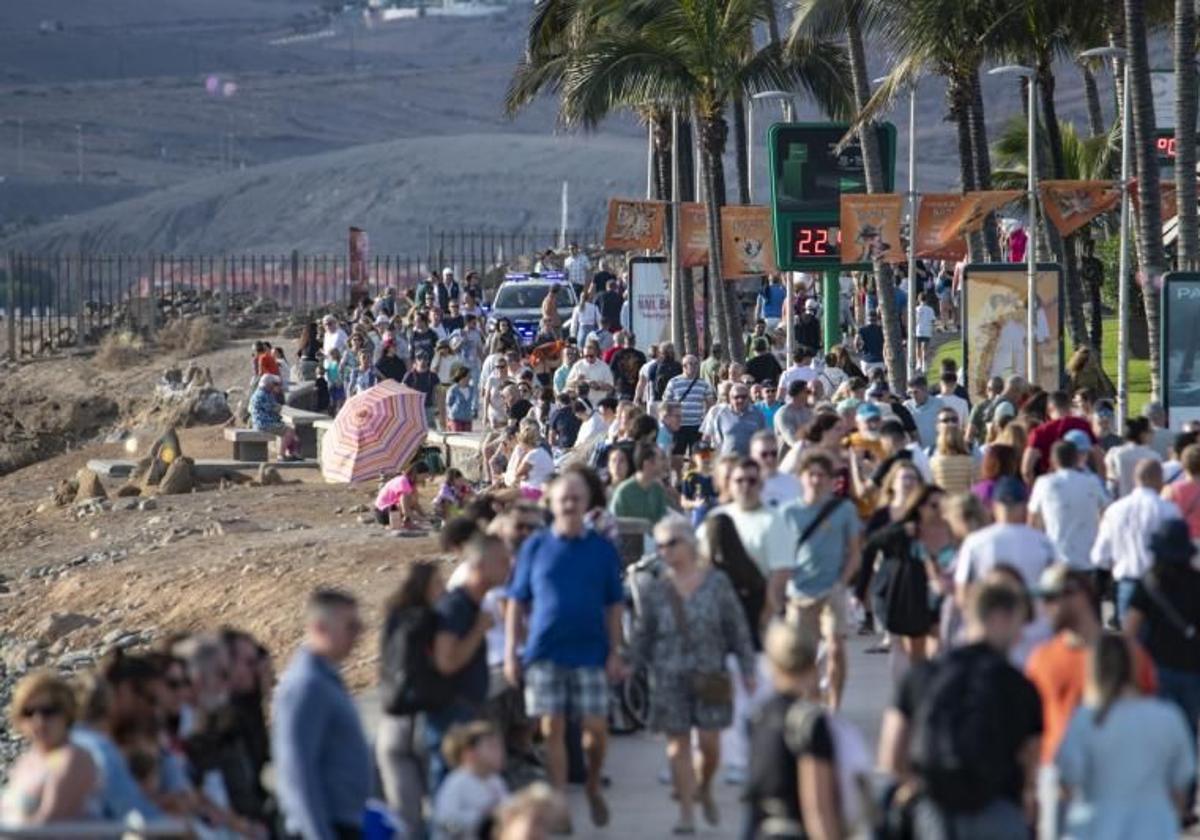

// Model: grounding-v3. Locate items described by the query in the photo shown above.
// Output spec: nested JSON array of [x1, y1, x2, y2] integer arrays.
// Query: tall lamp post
[[753, 90, 797, 359], [875, 76, 919, 379], [1080, 46, 1131, 433], [989, 65, 1039, 383]]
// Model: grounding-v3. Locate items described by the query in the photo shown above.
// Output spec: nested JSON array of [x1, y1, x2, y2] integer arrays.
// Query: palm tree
[[1175, 0, 1198, 270], [551, 0, 852, 358], [790, 0, 907, 390], [1125, 0, 1168, 399]]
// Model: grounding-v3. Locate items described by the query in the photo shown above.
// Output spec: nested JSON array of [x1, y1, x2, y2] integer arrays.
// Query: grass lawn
[[931, 316, 1151, 415]]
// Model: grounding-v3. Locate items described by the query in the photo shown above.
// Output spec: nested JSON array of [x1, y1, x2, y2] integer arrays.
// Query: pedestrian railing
[[0, 817, 193, 838]]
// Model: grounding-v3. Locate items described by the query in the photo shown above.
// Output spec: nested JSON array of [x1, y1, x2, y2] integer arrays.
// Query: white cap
[[804, 298, 819, 312], [442, 267, 454, 277]]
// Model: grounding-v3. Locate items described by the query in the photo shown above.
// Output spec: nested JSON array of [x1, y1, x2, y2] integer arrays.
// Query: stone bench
[[222, 428, 277, 462], [281, 406, 329, 459], [314, 418, 335, 461], [426, 430, 485, 482]]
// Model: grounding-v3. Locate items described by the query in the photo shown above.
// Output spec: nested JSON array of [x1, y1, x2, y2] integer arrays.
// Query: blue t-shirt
[[435, 587, 489, 706], [775, 497, 863, 598], [858, 324, 884, 363], [759, 285, 787, 318], [508, 528, 624, 668]]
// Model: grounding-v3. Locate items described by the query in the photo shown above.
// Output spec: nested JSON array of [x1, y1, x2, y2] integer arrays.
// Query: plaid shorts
[[524, 661, 609, 719]]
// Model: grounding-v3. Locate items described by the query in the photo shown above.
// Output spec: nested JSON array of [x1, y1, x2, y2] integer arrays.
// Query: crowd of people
[[13, 252, 1200, 840]]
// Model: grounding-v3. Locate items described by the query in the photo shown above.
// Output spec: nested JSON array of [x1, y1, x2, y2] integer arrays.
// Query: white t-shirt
[[322, 327, 348, 357], [573, 300, 600, 334], [1028, 469, 1109, 569], [568, 358, 614, 388], [519, 446, 555, 488], [938, 392, 970, 425], [915, 304, 936, 338], [431, 769, 508, 840], [953, 522, 1056, 590], [703, 503, 793, 574], [762, 472, 802, 508]]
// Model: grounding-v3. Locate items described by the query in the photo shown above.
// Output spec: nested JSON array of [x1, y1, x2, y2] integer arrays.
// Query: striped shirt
[[663, 374, 716, 427]]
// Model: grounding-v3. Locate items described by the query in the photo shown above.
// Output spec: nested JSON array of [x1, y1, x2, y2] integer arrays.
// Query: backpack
[[379, 607, 456, 716], [653, 359, 683, 401], [909, 647, 1012, 811]]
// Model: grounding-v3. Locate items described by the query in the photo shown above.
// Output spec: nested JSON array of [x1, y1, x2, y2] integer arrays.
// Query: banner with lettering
[[720, 205, 777, 277], [679, 202, 709, 268], [604, 198, 667, 251], [839, 194, 905, 264], [1040, 180, 1121, 236], [915, 194, 969, 260]]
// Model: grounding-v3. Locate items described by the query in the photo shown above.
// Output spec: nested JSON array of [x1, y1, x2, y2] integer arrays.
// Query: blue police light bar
[[505, 271, 567, 282]]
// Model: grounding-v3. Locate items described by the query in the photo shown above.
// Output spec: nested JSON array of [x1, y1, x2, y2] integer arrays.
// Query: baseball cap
[[856, 402, 882, 420], [992, 475, 1028, 505], [1063, 428, 1092, 452], [374, 314, 390, 327], [992, 400, 1017, 422], [837, 397, 861, 414], [1035, 564, 1094, 599], [804, 298, 819, 312]]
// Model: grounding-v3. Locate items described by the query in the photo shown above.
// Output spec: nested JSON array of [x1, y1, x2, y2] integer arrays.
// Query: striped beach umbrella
[[320, 380, 427, 484]]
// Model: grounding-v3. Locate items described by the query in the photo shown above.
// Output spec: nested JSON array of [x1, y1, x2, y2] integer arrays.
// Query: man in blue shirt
[[505, 471, 625, 830], [272, 589, 371, 840], [756, 274, 787, 330], [769, 451, 862, 710]]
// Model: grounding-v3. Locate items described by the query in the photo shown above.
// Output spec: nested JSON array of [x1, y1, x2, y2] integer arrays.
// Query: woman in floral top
[[632, 516, 756, 835]]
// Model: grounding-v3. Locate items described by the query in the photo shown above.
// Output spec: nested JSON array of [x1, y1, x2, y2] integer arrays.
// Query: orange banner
[[1039, 180, 1121, 236], [604, 198, 667, 251], [720, 205, 777, 278], [840, 194, 905, 264], [915, 194, 968, 260], [679, 202, 709, 268], [941, 190, 1024, 242]]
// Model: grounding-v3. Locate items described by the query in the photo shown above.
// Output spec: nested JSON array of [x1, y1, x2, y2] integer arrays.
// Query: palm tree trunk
[[732, 96, 750, 205], [950, 82, 986, 262], [1081, 64, 1106, 138], [1176, 0, 1198, 270], [650, 110, 672, 202], [847, 12, 905, 390], [969, 68, 1001, 260], [1126, 0, 1167, 399], [1038, 66, 1090, 348], [696, 109, 734, 360]]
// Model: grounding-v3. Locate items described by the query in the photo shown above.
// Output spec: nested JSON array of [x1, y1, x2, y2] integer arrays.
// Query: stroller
[[608, 552, 660, 734]]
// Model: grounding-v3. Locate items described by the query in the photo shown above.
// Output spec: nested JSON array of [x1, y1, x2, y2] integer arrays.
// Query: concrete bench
[[223, 428, 277, 462], [425, 430, 486, 481], [281, 406, 329, 459], [314, 418, 335, 461], [284, 381, 318, 411]]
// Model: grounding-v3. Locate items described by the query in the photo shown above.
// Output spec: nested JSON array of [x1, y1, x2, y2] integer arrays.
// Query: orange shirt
[[1025, 633, 1158, 764], [1164, 479, 1200, 538], [257, 352, 280, 377]]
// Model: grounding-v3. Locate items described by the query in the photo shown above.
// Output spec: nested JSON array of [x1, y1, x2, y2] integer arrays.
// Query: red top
[[257, 352, 280, 377], [1027, 416, 1095, 475]]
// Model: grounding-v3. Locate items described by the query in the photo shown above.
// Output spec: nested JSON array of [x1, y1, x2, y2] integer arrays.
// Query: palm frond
[[841, 52, 924, 142]]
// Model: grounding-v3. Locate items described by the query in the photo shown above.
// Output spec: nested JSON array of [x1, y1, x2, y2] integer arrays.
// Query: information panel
[[1162, 272, 1200, 429]]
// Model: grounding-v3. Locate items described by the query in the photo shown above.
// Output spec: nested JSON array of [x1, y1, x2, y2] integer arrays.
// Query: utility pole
[[75, 124, 83, 184], [16, 118, 23, 173]]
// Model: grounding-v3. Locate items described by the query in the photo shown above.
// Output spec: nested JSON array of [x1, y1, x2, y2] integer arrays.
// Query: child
[[433, 467, 473, 521], [431, 721, 509, 840], [325, 347, 346, 414], [273, 346, 291, 388], [314, 364, 330, 413], [350, 348, 377, 397], [445, 366, 475, 432], [914, 291, 937, 372], [679, 441, 717, 528], [373, 461, 430, 529]]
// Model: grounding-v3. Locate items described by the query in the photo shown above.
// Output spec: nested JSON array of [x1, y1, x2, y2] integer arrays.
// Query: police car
[[485, 272, 579, 347]]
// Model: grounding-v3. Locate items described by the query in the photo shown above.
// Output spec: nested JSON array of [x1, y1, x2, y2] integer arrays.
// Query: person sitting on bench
[[250, 374, 302, 461]]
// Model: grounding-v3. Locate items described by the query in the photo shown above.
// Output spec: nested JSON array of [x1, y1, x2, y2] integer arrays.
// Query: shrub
[[156, 317, 228, 356], [95, 331, 145, 370]]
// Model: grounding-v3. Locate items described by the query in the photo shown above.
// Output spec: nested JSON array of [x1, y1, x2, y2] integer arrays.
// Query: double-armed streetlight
[[988, 65, 1039, 383]]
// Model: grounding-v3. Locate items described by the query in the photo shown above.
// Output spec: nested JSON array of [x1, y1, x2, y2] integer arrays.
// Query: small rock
[[114, 498, 140, 512], [57, 651, 96, 670], [88, 528, 101, 541], [348, 503, 369, 514], [376, 564, 392, 573], [357, 513, 376, 525], [37, 612, 99, 645], [74, 468, 108, 502], [137, 498, 157, 512]]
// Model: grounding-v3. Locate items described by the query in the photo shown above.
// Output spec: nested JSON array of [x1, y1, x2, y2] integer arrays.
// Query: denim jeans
[[1158, 666, 1200, 812], [1115, 578, 1140, 626]]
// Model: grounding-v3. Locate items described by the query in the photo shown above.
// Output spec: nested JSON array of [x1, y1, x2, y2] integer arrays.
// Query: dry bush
[[156, 317, 228, 356], [95, 331, 146, 370]]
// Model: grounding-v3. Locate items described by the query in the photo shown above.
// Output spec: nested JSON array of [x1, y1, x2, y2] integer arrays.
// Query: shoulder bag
[[665, 577, 733, 705]]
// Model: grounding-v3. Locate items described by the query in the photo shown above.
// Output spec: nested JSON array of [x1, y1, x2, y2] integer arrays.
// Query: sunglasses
[[757, 450, 778, 458], [732, 476, 759, 485], [938, 417, 959, 424], [21, 704, 63, 720], [656, 538, 681, 551]]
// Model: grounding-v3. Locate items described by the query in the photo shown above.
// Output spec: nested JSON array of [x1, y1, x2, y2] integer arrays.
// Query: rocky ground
[[0, 336, 447, 774]]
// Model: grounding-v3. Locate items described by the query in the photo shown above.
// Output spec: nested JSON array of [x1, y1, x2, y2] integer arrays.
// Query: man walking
[[769, 451, 862, 709], [610, 443, 671, 526], [272, 590, 371, 840], [1028, 441, 1108, 572], [712, 383, 766, 458], [902, 375, 944, 450], [750, 431, 799, 507], [955, 476, 1056, 599], [505, 472, 625, 829], [662, 354, 716, 454]]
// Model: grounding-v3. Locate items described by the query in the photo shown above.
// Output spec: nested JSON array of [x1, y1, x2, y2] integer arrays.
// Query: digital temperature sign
[[791, 224, 841, 261], [1157, 129, 1178, 168]]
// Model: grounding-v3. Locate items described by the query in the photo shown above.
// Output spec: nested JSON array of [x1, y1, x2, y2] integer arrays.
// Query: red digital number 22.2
[[797, 228, 830, 255]]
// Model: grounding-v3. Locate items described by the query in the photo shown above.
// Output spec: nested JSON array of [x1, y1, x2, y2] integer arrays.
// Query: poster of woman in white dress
[[961, 265, 1062, 399]]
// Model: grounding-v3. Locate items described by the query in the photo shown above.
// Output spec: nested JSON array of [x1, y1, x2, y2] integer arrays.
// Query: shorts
[[647, 671, 734, 735], [329, 385, 346, 403], [673, 425, 702, 455], [787, 585, 848, 644], [448, 419, 473, 432], [524, 661, 609, 719], [916, 336, 931, 346]]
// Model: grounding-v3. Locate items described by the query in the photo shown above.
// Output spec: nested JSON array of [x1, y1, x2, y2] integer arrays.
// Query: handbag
[[664, 578, 733, 705]]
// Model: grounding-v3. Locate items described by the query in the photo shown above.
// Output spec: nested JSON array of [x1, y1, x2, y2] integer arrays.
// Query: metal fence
[[2, 228, 601, 359]]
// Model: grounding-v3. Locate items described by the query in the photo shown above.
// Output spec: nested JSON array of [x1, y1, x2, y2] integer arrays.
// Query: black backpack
[[379, 607, 456, 716], [909, 646, 1011, 812], [653, 358, 683, 401]]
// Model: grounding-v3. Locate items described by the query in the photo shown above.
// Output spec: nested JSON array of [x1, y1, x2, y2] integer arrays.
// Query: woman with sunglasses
[[631, 516, 755, 835], [1, 671, 98, 825]]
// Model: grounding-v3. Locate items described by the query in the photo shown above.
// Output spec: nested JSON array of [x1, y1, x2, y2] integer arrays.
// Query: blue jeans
[[424, 702, 478, 792], [1158, 666, 1200, 812], [1115, 578, 1139, 626]]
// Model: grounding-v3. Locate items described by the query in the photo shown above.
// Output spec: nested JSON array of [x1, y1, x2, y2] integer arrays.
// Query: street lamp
[[752, 89, 798, 358], [988, 65, 1039, 383], [1080, 45, 1131, 433], [876, 75, 920, 380]]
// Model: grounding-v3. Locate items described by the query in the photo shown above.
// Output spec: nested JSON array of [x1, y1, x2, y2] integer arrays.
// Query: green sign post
[[767, 122, 897, 351]]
